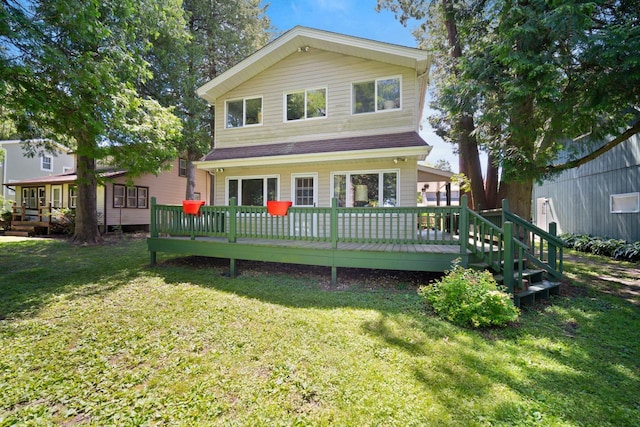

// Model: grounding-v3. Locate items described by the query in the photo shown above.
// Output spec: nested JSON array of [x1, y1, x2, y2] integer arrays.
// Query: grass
[[0, 235, 639, 426]]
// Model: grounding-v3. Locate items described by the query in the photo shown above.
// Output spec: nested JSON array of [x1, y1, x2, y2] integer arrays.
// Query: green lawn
[[0, 235, 638, 426]]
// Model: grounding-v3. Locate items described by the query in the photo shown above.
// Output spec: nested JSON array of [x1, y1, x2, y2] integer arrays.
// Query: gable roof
[[197, 26, 432, 104], [195, 132, 431, 169]]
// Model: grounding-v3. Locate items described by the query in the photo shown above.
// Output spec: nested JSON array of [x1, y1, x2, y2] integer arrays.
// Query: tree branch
[[542, 120, 640, 174]]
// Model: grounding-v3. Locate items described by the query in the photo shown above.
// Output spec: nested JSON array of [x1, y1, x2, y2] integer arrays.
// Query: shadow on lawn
[[0, 236, 147, 320]]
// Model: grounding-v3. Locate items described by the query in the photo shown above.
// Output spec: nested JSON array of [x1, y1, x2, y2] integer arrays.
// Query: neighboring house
[[0, 139, 75, 205], [417, 165, 459, 206], [6, 158, 211, 232], [195, 26, 432, 208], [533, 133, 640, 242]]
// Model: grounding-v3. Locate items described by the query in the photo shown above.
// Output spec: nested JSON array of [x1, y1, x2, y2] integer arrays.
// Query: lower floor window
[[22, 187, 45, 209], [332, 171, 398, 207], [114, 184, 148, 208], [228, 176, 278, 206]]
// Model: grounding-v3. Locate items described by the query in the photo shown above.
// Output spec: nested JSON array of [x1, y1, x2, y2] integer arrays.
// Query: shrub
[[419, 263, 520, 328], [561, 233, 640, 262], [50, 208, 76, 235]]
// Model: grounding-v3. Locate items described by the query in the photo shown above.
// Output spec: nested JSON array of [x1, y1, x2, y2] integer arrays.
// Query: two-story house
[[195, 26, 432, 208], [0, 139, 75, 206]]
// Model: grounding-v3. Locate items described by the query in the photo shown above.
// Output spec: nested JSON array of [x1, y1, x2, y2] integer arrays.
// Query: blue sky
[[261, 0, 460, 171]]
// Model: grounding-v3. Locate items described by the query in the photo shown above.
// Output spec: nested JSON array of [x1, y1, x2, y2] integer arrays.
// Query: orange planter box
[[267, 200, 292, 216], [182, 200, 205, 215]]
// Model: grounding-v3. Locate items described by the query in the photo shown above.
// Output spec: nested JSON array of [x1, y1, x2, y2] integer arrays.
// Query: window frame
[[225, 96, 263, 129], [610, 192, 640, 214], [284, 87, 328, 122], [330, 169, 400, 208], [51, 185, 63, 208], [41, 154, 52, 171], [113, 184, 149, 209], [351, 75, 402, 115], [178, 158, 187, 177], [291, 173, 318, 207], [69, 186, 77, 209], [225, 175, 280, 206]]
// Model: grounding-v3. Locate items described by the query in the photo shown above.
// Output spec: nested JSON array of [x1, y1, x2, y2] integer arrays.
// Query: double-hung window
[[285, 88, 327, 121], [113, 184, 148, 208], [332, 171, 398, 207], [227, 176, 278, 206], [226, 96, 262, 128], [178, 158, 187, 177], [41, 154, 52, 171], [352, 76, 401, 114]]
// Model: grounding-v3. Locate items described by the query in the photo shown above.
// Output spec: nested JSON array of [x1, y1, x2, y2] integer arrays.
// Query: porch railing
[[150, 197, 462, 247]]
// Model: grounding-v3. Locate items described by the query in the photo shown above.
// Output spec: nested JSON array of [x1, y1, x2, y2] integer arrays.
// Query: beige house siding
[[103, 159, 210, 228], [215, 49, 420, 148], [12, 158, 210, 230], [213, 158, 416, 208]]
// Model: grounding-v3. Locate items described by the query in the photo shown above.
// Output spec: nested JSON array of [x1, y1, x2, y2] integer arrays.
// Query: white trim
[[283, 87, 328, 122], [224, 96, 263, 129], [196, 26, 431, 104], [195, 145, 431, 170], [330, 168, 400, 207], [351, 75, 402, 115], [610, 192, 640, 214], [40, 154, 53, 171], [51, 185, 63, 208], [225, 174, 280, 206], [291, 173, 318, 207]]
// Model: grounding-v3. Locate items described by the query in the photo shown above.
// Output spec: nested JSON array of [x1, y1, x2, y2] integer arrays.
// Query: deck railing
[[151, 197, 462, 246], [150, 195, 563, 297]]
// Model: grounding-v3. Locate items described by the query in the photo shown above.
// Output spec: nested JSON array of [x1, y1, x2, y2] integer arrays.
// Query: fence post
[[228, 197, 237, 243], [459, 195, 469, 255], [501, 198, 509, 225], [548, 222, 558, 277], [331, 197, 338, 249], [503, 221, 515, 295], [149, 197, 157, 266]]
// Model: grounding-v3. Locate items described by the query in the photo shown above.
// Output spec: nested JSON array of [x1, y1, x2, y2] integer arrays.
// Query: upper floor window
[[41, 154, 52, 171], [285, 88, 327, 121], [179, 158, 187, 177], [352, 76, 401, 114], [226, 96, 262, 128]]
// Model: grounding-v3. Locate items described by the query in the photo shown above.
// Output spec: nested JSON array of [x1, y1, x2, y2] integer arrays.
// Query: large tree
[[142, 0, 271, 200], [379, 0, 640, 218], [1, 0, 186, 243]]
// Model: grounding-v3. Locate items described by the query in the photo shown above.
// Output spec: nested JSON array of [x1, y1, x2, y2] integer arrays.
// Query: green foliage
[[419, 263, 519, 328], [562, 233, 640, 261], [50, 208, 76, 235]]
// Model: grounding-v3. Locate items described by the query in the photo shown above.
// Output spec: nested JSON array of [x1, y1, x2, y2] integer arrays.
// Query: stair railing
[[502, 200, 565, 280]]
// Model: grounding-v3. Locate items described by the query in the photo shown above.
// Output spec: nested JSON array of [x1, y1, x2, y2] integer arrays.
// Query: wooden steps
[[4, 230, 31, 237]]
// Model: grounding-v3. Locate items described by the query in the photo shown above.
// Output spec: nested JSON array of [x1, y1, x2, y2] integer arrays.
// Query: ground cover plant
[[561, 233, 640, 262], [0, 235, 638, 425]]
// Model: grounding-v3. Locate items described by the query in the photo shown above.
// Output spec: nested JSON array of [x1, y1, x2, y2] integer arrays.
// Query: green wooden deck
[[148, 196, 565, 300]]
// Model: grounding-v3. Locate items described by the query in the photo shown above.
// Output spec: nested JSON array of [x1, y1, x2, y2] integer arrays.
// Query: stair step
[[10, 225, 36, 232], [515, 280, 561, 307], [5, 231, 31, 237]]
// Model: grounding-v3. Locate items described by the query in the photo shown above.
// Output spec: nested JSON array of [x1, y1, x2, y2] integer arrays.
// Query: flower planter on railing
[[266, 200, 292, 216], [182, 200, 205, 215]]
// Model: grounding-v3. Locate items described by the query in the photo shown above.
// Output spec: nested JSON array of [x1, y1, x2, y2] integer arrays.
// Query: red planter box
[[267, 200, 292, 216], [182, 200, 205, 215]]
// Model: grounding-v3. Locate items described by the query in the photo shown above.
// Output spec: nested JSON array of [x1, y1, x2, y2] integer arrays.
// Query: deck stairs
[[4, 221, 39, 237], [467, 200, 565, 307], [470, 258, 561, 306]]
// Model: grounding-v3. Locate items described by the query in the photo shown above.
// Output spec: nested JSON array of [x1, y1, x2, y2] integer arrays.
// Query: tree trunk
[[498, 179, 534, 222], [185, 150, 198, 200], [71, 153, 103, 244], [485, 153, 499, 209], [459, 116, 487, 210]]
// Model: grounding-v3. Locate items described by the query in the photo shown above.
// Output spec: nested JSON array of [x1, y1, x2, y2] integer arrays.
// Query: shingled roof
[[199, 132, 429, 163]]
